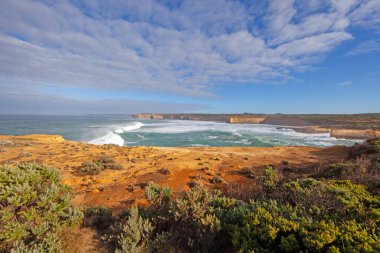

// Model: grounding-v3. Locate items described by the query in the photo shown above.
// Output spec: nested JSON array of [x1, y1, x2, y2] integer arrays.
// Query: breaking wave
[[88, 121, 144, 146], [89, 132, 125, 146], [86, 119, 361, 147]]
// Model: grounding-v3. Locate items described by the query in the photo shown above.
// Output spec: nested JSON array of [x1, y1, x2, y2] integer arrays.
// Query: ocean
[[0, 114, 361, 147]]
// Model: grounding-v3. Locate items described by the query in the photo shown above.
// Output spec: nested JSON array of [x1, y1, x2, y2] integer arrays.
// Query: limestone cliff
[[133, 113, 164, 120], [291, 127, 331, 134], [330, 129, 380, 139], [132, 113, 380, 140], [227, 116, 266, 124]]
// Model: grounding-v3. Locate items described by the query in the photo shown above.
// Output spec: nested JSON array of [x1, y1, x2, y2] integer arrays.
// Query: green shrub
[[85, 206, 115, 230], [80, 156, 123, 175], [239, 167, 255, 178], [126, 180, 380, 252], [169, 184, 222, 251], [145, 183, 172, 208], [260, 166, 280, 193], [229, 201, 379, 252], [104, 206, 153, 253], [227, 178, 380, 252], [209, 176, 224, 184], [99, 156, 116, 164], [349, 138, 380, 158], [320, 155, 380, 193], [80, 161, 103, 175], [0, 163, 83, 252]]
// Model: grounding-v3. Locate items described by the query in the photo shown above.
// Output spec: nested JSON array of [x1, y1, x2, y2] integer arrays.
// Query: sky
[[0, 0, 380, 114]]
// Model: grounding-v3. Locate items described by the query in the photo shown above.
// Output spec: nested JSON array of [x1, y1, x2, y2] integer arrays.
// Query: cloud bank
[[0, 0, 379, 113]]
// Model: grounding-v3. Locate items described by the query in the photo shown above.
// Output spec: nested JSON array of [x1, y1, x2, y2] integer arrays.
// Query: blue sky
[[0, 0, 379, 114]]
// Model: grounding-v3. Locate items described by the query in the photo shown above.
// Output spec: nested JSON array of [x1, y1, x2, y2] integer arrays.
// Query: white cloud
[[349, 0, 380, 30], [337, 80, 353, 86], [346, 40, 380, 55], [0, 0, 379, 100]]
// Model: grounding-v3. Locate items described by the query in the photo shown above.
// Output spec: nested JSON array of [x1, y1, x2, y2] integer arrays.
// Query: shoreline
[[0, 134, 349, 210], [132, 113, 380, 140]]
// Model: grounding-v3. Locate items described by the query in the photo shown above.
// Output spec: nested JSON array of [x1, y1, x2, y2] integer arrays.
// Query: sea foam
[[89, 132, 125, 146], [87, 119, 361, 147], [89, 121, 144, 146], [114, 122, 144, 134]]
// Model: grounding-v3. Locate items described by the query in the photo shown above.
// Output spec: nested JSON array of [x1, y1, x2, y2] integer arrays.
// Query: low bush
[[0, 163, 83, 252], [85, 206, 115, 230], [209, 176, 223, 184], [80, 156, 123, 175], [157, 168, 171, 175], [99, 177, 379, 253], [99, 156, 116, 164], [103, 207, 153, 253], [239, 167, 256, 178], [80, 161, 103, 175], [18, 151, 32, 157], [349, 138, 380, 158], [320, 139, 380, 193]]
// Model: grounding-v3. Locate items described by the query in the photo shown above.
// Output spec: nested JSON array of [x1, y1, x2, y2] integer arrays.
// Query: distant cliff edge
[[132, 113, 380, 140]]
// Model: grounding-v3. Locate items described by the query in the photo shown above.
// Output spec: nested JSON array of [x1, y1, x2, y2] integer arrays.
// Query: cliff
[[330, 129, 380, 139], [133, 113, 232, 122], [227, 116, 266, 124], [134, 113, 164, 120], [291, 127, 331, 134], [132, 113, 380, 140]]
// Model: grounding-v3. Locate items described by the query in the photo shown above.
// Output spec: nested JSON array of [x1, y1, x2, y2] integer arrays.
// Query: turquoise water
[[0, 114, 361, 147]]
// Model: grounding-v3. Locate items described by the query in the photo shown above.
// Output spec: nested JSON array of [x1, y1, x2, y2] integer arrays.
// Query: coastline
[[132, 113, 380, 139], [0, 134, 349, 210], [288, 126, 380, 139]]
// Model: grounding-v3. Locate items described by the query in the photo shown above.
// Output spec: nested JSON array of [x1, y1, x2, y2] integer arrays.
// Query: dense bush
[[227, 177, 380, 252], [85, 206, 115, 230], [103, 207, 153, 253], [0, 163, 83, 252], [80, 161, 103, 175], [101, 177, 379, 252], [349, 139, 380, 158], [321, 138, 380, 193], [80, 156, 123, 175]]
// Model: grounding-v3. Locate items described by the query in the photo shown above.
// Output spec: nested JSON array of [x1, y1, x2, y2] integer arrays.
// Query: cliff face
[[133, 113, 164, 120], [330, 129, 380, 139], [227, 116, 266, 124], [262, 116, 310, 126], [132, 113, 380, 140], [292, 127, 331, 134]]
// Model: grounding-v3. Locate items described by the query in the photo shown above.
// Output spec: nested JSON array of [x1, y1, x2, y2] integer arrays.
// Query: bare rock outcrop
[[330, 129, 380, 139], [227, 116, 266, 124]]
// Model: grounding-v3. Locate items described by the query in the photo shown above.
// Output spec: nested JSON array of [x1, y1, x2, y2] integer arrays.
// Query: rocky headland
[[133, 113, 380, 139]]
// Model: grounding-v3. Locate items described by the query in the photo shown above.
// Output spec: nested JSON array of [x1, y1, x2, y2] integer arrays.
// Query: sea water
[[0, 114, 361, 147]]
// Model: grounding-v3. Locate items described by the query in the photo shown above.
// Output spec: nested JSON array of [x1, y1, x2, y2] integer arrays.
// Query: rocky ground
[[0, 134, 349, 211]]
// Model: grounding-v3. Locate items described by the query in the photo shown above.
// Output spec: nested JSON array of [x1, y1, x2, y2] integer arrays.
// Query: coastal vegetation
[[80, 156, 123, 175], [86, 187, 380, 253], [0, 163, 83, 252], [89, 141, 380, 252], [1, 139, 379, 252]]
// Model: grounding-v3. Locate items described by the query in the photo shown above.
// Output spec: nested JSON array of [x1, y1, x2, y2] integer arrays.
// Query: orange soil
[[0, 134, 349, 211]]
